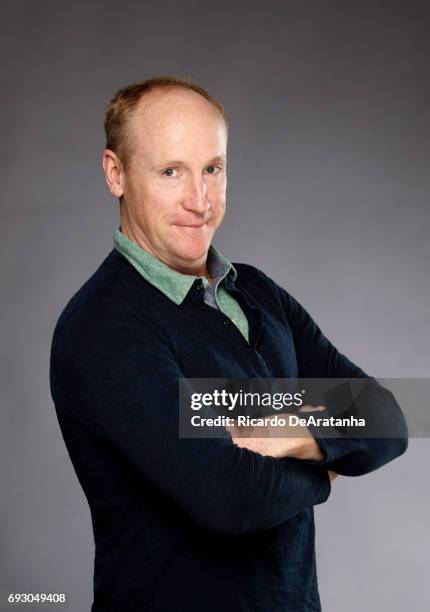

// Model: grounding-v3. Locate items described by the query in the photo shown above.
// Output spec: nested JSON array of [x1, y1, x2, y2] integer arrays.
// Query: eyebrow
[[207, 155, 227, 165], [156, 155, 227, 168]]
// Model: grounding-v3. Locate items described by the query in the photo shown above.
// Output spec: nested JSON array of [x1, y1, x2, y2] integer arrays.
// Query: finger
[[299, 404, 327, 413]]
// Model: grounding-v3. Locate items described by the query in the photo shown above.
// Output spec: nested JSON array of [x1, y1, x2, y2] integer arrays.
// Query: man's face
[[116, 89, 227, 274]]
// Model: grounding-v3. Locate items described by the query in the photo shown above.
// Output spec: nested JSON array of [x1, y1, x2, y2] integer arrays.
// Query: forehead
[[127, 88, 227, 160]]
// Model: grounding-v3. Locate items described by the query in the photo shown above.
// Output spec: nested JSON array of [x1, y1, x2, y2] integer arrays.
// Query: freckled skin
[[103, 88, 228, 278]]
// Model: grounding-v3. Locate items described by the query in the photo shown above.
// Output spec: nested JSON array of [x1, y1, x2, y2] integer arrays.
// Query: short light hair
[[104, 76, 227, 168]]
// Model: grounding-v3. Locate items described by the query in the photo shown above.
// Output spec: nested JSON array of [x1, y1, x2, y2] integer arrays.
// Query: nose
[[182, 173, 210, 215]]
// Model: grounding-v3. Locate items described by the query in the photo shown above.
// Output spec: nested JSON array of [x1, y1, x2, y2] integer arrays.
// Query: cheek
[[210, 195, 226, 228], [146, 187, 180, 219], [209, 181, 226, 207]]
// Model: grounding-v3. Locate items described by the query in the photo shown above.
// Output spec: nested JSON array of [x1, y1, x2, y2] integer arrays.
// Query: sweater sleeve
[[50, 299, 331, 535], [275, 284, 408, 476]]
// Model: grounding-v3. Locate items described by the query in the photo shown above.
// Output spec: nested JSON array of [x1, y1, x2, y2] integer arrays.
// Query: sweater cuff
[[314, 464, 332, 504], [301, 422, 362, 466]]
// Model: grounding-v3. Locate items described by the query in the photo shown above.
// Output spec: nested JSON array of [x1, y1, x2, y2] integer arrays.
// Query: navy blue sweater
[[49, 248, 407, 612]]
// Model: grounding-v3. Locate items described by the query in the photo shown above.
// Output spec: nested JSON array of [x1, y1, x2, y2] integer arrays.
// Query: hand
[[328, 470, 338, 482], [225, 405, 327, 461], [225, 420, 309, 459]]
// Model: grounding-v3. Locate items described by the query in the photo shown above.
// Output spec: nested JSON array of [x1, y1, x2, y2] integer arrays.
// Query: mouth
[[176, 223, 207, 229]]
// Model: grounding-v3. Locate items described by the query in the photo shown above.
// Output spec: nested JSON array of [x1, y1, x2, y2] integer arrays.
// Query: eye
[[206, 165, 221, 175], [162, 168, 177, 177]]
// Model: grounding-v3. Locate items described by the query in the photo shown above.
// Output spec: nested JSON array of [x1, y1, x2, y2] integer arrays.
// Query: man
[[50, 76, 407, 612]]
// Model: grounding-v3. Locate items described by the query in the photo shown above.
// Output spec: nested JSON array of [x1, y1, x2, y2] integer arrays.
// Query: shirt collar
[[113, 227, 237, 305]]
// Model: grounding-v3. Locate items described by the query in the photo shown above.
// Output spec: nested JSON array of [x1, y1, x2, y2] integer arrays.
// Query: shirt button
[[223, 319, 231, 327]]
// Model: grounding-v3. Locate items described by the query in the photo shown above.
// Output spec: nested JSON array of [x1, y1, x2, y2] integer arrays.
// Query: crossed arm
[[51, 300, 332, 535], [226, 407, 339, 482], [225, 273, 407, 479], [246, 277, 409, 477], [51, 292, 407, 536]]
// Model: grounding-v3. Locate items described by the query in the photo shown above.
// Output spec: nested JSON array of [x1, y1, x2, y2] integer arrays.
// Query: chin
[[168, 224, 215, 263], [174, 238, 211, 263]]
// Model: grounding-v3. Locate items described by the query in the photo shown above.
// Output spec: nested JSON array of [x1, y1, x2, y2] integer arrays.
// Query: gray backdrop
[[1, 1, 429, 610]]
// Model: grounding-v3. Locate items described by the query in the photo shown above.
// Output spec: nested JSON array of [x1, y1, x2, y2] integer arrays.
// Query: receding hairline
[[135, 85, 225, 118], [104, 77, 228, 167]]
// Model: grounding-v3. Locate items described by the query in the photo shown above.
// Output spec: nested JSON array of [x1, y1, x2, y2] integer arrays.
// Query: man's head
[[103, 77, 228, 276]]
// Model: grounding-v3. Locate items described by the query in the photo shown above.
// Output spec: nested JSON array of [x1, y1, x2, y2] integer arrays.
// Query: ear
[[102, 149, 125, 198]]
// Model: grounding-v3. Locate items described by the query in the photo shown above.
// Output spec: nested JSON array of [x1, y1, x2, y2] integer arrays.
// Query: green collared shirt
[[113, 227, 249, 342]]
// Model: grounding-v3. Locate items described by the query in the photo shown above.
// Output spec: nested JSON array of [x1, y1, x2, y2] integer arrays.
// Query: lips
[[176, 223, 207, 228]]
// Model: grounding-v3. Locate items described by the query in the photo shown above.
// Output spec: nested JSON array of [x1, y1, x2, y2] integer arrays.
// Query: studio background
[[1, 1, 429, 611]]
